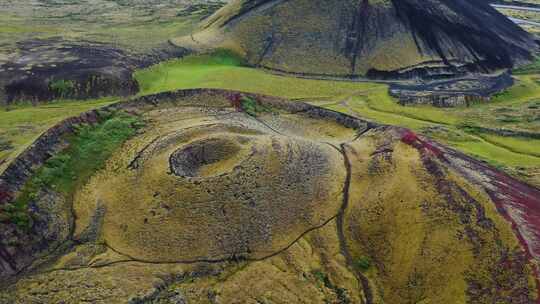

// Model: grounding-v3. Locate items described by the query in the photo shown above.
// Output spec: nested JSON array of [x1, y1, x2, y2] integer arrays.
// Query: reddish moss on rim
[[401, 129, 445, 159]]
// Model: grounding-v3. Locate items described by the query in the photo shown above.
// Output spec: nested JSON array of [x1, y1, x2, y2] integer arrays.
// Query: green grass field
[[2, 51, 539, 187], [135, 50, 384, 100]]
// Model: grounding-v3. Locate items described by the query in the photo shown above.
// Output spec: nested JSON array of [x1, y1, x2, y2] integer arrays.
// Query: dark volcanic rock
[[0, 38, 189, 104], [180, 0, 539, 80], [169, 137, 242, 178], [0, 38, 139, 104], [389, 72, 514, 107]]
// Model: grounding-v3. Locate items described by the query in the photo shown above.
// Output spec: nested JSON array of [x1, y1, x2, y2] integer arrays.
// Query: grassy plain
[[135, 51, 383, 99], [0, 0, 224, 55]]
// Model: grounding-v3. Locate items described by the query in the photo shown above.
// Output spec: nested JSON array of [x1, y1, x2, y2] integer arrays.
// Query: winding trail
[[336, 143, 374, 304], [325, 141, 374, 304]]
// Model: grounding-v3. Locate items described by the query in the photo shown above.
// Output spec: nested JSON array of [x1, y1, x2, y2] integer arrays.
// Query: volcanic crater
[[0, 90, 539, 303]]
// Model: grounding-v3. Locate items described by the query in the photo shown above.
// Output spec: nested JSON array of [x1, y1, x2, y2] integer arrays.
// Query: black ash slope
[[200, 0, 539, 80], [387, 0, 536, 75]]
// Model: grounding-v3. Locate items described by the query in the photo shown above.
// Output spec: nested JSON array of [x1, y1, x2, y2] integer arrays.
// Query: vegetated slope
[[0, 90, 539, 303], [176, 0, 539, 79]]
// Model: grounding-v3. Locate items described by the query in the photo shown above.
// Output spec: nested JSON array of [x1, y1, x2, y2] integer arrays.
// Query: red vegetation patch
[[401, 130, 419, 145], [492, 170, 540, 258], [437, 142, 540, 296], [401, 130, 444, 159], [227, 93, 243, 111], [0, 184, 12, 204], [486, 170, 540, 299], [423, 141, 444, 159]]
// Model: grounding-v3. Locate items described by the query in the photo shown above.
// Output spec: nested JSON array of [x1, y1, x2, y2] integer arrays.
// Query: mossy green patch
[[0, 97, 118, 173], [6, 111, 143, 229], [311, 270, 351, 304], [49, 79, 75, 97], [239, 96, 271, 117], [353, 256, 372, 272]]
